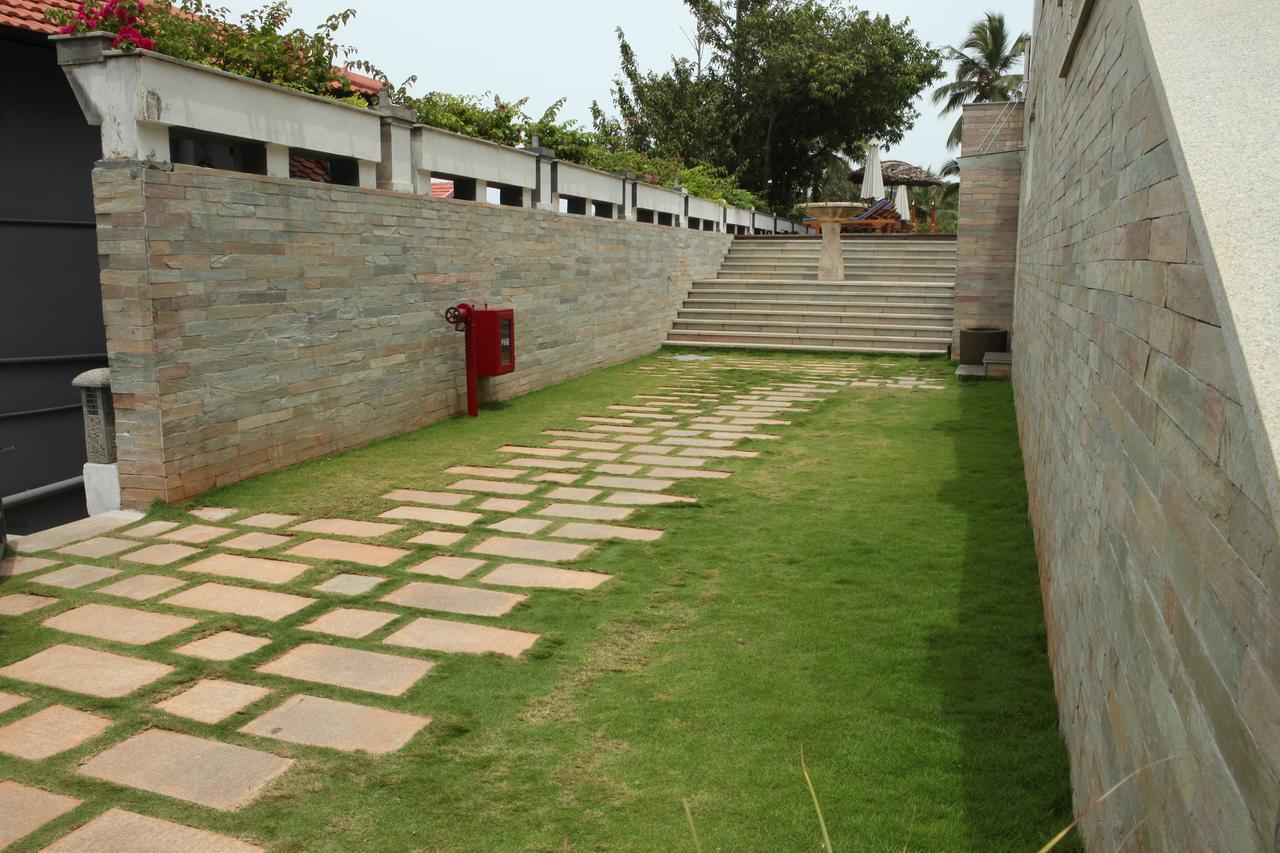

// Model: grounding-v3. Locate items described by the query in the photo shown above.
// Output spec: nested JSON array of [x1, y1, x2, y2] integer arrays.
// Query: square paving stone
[[257, 643, 433, 696], [43, 604, 198, 645], [551, 523, 664, 542], [32, 564, 121, 589], [0, 704, 111, 759], [0, 691, 28, 713], [181, 552, 311, 584], [123, 543, 202, 566], [154, 679, 272, 724], [470, 536, 591, 563], [545, 487, 601, 502], [237, 513, 300, 529], [379, 505, 481, 527], [96, 574, 187, 601], [221, 532, 291, 551], [382, 489, 471, 506], [629, 454, 706, 467], [497, 445, 570, 457], [284, 538, 408, 568], [603, 491, 697, 506], [488, 517, 552, 535], [406, 555, 485, 579], [381, 581, 526, 617], [579, 451, 620, 461], [290, 519, 402, 538], [0, 555, 58, 577], [481, 563, 611, 590], [506, 458, 585, 470], [448, 479, 538, 496], [43, 808, 264, 853], [586, 475, 675, 492], [314, 574, 384, 596], [164, 583, 316, 622], [549, 439, 624, 451], [78, 729, 293, 811], [629, 444, 676, 454], [0, 644, 172, 698], [0, 593, 59, 616], [241, 694, 429, 754], [648, 467, 732, 480], [532, 472, 581, 484], [595, 464, 642, 475], [477, 497, 530, 512], [160, 524, 233, 544], [0, 780, 81, 848], [406, 530, 467, 547], [537, 503, 634, 522], [301, 608, 398, 639], [445, 465, 523, 479], [57, 537, 138, 559], [190, 507, 239, 522], [175, 631, 271, 661], [383, 617, 539, 657]]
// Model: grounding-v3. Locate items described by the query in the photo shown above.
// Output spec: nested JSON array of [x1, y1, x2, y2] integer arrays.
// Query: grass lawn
[[0, 350, 1074, 851]]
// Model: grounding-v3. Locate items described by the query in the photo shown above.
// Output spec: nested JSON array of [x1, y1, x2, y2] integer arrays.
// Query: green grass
[[0, 350, 1074, 851]]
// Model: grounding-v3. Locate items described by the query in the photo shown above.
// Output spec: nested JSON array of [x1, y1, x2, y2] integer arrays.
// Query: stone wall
[[953, 102, 1023, 354], [1016, 1, 1280, 848], [94, 163, 730, 507]]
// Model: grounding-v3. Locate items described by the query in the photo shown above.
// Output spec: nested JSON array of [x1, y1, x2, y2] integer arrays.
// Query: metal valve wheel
[[443, 306, 467, 331]]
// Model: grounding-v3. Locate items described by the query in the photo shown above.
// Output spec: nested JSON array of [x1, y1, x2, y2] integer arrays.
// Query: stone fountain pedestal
[[799, 202, 869, 281]]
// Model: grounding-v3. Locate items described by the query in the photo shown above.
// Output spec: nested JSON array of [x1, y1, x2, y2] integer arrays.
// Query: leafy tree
[[908, 168, 958, 233], [932, 12, 1027, 149]]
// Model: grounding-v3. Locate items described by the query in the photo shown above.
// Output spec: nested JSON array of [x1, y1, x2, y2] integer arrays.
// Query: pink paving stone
[[406, 555, 486, 579], [578, 416, 635, 425], [628, 454, 706, 467], [549, 439, 624, 451], [488, 517, 552, 535], [543, 429, 616, 440], [0, 780, 81, 848], [496, 445, 570, 457], [257, 643, 433, 696], [383, 616, 539, 657], [381, 489, 472, 506], [122, 543, 202, 566], [181, 552, 311, 584], [447, 479, 538, 496], [588, 424, 651, 434], [78, 729, 293, 811], [0, 691, 28, 713], [0, 704, 111, 759], [381, 581, 526, 617], [43, 808, 264, 853], [532, 472, 581, 484], [0, 644, 173, 698], [477, 497, 530, 512], [154, 679, 272, 724], [121, 520, 181, 538], [406, 530, 466, 547], [220, 532, 291, 551], [679, 446, 758, 458], [585, 475, 674, 492], [43, 604, 198, 645], [603, 491, 697, 506], [240, 694, 428, 754], [536, 503, 634, 522], [445, 465, 524, 479], [505, 458, 585, 470], [175, 631, 271, 661], [164, 583, 316, 622], [236, 512, 300, 529], [0, 554, 58, 577], [289, 519, 402, 538], [660, 437, 734, 448], [32, 564, 121, 589], [160, 524, 234, 544], [0, 593, 59, 615], [57, 537, 138, 559], [302, 608, 398, 638], [647, 467, 732, 480], [283, 537, 409, 568], [470, 536, 591, 563], [379, 505, 482, 527], [188, 507, 237, 522], [545, 487, 601, 502], [481, 563, 611, 591], [314, 574, 383, 596], [594, 464, 641, 475], [551, 523, 664, 542], [96, 574, 186, 601], [579, 451, 620, 461]]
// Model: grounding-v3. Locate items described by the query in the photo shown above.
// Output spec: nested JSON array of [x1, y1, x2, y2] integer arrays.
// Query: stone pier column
[[818, 223, 844, 280]]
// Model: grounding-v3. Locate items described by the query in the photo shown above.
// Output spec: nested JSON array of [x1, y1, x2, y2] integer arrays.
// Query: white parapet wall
[[687, 195, 723, 230], [635, 182, 684, 218], [413, 125, 538, 198], [557, 161, 627, 213]]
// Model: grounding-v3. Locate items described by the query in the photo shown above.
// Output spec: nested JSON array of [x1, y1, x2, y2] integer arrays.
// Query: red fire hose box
[[472, 308, 515, 376]]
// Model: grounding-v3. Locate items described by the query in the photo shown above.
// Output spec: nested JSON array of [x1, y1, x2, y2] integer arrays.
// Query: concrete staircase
[[665, 235, 956, 354]]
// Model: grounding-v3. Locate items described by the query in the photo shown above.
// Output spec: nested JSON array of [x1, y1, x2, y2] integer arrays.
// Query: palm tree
[[932, 12, 1028, 150], [909, 167, 959, 233]]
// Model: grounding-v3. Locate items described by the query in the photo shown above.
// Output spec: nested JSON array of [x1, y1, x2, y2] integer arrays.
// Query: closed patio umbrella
[[859, 139, 885, 200], [893, 184, 911, 222]]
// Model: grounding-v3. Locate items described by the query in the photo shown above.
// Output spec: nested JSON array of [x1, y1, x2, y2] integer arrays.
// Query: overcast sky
[[223, 0, 1031, 173]]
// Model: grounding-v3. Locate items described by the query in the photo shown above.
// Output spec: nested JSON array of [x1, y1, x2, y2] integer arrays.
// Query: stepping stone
[[579, 451, 620, 461], [551, 523, 664, 542], [221, 532, 291, 551], [595, 464, 641, 475], [578, 416, 636, 425], [445, 465, 523, 479], [78, 729, 293, 811], [0, 593, 58, 615], [470, 536, 591, 563], [381, 581, 526, 617], [481, 563, 611, 591], [532, 472, 580, 484], [314, 573, 383, 596], [176, 631, 271, 661], [406, 555, 485, 579], [302, 607, 398, 638], [478, 497, 530, 512], [43, 603, 198, 645], [96, 573, 186, 601], [0, 780, 81, 848], [122, 543, 201, 566], [488, 517, 552, 535], [237, 512, 300, 529], [190, 507, 239, 522], [629, 454, 706, 467], [384, 617, 539, 657], [0, 704, 111, 759], [448, 479, 537, 496], [536, 503, 634, 521], [0, 691, 28, 714], [661, 437, 733, 448], [164, 583, 316, 622], [544, 429, 616, 441], [241, 694, 428, 754], [182, 552, 311, 584], [257, 643, 433, 696], [586, 476, 674, 492], [43, 808, 263, 853], [406, 529, 466, 547], [0, 644, 172, 698], [497, 445, 570, 457], [155, 679, 271, 724], [32, 564, 120, 589], [382, 489, 471, 506], [57, 536, 137, 558], [648, 467, 732, 479], [380, 506, 481, 527], [549, 439, 624, 451], [588, 424, 650, 434], [283, 539, 408, 569], [545, 487, 600, 502], [663, 429, 704, 437], [160, 524, 233, 544], [290, 519, 402, 538], [0, 555, 58, 577], [603, 491, 697, 506], [679, 447, 758, 458], [506, 458, 585, 470]]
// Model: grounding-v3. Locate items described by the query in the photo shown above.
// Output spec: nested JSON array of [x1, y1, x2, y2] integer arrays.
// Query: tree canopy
[[932, 12, 1028, 149]]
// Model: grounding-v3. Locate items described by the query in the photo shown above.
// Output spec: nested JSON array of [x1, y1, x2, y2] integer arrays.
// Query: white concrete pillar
[[357, 160, 377, 189], [376, 100, 415, 193], [265, 143, 290, 178]]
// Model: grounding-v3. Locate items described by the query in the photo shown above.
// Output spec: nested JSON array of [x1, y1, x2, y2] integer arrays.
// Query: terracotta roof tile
[[0, 0, 77, 34]]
